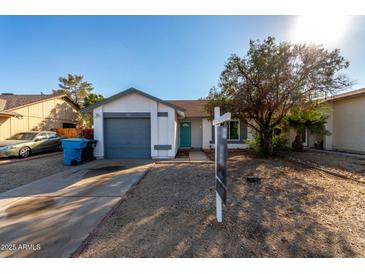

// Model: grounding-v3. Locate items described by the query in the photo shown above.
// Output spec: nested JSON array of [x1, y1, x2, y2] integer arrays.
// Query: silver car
[[0, 131, 63, 158]]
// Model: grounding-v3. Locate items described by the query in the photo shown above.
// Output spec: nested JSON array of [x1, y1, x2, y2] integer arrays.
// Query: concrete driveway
[[0, 159, 153, 258]]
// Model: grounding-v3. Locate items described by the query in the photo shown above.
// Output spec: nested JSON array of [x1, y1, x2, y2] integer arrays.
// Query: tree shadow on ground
[[0, 160, 151, 258], [80, 155, 363, 258]]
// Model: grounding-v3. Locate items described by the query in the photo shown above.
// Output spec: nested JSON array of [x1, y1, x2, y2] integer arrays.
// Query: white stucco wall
[[93, 106, 104, 158], [102, 92, 155, 111], [92, 92, 178, 159], [173, 111, 179, 155], [287, 127, 321, 148], [308, 132, 323, 148], [155, 103, 177, 159], [324, 103, 334, 150], [228, 143, 249, 149], [247, 124, 255, 141]]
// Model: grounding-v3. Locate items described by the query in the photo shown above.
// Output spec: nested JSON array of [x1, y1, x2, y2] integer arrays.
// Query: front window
[[7, 132, 37, 140], [229, 121, 240, 140]]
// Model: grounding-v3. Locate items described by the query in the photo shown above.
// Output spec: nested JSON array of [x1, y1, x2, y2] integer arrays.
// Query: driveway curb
[[156, 160, 212, 164], [285, 156, 365, 184]]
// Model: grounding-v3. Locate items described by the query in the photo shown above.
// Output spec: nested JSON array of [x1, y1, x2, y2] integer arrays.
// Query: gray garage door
[[104, 118, 151, 158]]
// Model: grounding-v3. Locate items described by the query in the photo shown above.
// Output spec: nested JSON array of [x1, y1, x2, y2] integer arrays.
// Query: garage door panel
[[104, 118, 150, 158]]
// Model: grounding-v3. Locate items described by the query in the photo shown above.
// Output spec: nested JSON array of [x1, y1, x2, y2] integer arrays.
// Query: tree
[[53, 74, 93, 106], [284, 105, 331, 137], [81, 93, 105, 128], [83, 93, 105, 107], [206, 37, 351, 156]]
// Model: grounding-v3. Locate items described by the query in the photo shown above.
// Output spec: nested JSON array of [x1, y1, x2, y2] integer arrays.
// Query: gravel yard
[[290, 149, 365, 177], [0, 152, 75, 193], [79, 151, 365, 258]]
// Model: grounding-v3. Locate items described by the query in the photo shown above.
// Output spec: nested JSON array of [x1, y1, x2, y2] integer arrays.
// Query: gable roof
[[167, 100, 209, 118], [0, 93, 79, 111], [81, 87, 186, 113]]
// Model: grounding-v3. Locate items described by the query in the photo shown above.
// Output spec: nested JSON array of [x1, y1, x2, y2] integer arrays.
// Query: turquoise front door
[[180, 122, 191, 148]]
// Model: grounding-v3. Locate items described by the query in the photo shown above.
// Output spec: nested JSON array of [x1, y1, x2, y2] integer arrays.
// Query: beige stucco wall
[[329, 96, 365, 153], [323, 102, 334, 150], [0, 98, 79, 140]]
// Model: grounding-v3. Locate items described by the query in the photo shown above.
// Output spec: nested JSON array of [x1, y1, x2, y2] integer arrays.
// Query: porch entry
[[300, 128, 309, 147], [180, 121, 191, 148]]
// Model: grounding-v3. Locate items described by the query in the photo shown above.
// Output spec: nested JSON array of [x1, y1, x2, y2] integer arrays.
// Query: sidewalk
[[188, 150, 210, 161], [158, 150, 211, 164]]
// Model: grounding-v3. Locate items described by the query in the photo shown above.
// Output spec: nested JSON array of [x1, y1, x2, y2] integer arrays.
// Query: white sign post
[[213, 107, 231, 223]]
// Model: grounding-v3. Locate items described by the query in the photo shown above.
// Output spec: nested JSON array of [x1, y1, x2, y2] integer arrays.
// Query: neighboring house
[[0, 93, 79, 140], [285, 87, 365, 154], [81, 88, 249, 159], [314, 87, 365, 154]]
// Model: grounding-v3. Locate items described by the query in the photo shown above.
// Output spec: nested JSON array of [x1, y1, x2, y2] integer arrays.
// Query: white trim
[[302, 128, 309, 147]]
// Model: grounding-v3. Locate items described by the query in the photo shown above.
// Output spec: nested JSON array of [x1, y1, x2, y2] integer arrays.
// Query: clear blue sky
[[0, 16, 364, 99]]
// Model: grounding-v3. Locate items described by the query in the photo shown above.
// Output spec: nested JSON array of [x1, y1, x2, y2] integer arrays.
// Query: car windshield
[[6, 132, 37, 140]]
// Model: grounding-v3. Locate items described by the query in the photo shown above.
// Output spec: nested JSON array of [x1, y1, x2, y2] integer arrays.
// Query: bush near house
[[79, 128, 94, 139]]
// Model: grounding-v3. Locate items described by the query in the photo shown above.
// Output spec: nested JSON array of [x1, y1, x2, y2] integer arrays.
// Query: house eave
[[325, 88, 365, 102], [0, 111, 23, 118], [80, 87, 186, 114]]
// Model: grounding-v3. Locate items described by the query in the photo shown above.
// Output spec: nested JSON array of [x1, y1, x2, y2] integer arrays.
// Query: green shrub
[[245, 135, 261, 155], [245, 132, 289, 156], [272, 133, 289, 155]]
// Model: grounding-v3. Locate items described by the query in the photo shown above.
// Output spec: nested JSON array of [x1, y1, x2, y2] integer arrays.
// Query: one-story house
[[284, 87, 365, 154], [81, 88, 249, 159], [82, 87, 365, 159], [0, 93, 79, 140]]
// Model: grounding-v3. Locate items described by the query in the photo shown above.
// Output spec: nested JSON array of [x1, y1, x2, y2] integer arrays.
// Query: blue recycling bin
[[61, 138, 89, 166]]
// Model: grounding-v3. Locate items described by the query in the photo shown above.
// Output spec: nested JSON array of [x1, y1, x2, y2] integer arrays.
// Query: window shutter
[[240, 121, 248, 140]]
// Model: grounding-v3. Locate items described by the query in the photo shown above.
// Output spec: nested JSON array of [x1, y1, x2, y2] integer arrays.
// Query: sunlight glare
[[291, 15, 352, 47]]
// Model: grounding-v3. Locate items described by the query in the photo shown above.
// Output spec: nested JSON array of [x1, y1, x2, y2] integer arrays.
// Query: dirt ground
[[290, 150, 365, 177], [0, 152, 76, 193], [79, 151, 365, 258]]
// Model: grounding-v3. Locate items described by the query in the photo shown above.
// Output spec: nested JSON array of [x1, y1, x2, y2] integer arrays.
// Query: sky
[[0, 15, 364, 100]]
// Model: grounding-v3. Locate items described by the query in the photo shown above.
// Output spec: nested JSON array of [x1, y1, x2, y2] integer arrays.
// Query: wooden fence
[[56, 128, 79, 138]]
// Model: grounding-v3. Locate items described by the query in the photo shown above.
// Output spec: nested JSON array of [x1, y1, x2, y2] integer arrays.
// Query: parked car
[[0, 131, 63, 158]]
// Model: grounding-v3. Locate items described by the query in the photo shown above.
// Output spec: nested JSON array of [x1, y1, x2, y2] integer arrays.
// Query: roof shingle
[[0, 94, 71, 111], [167, 100, 209, 118]]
